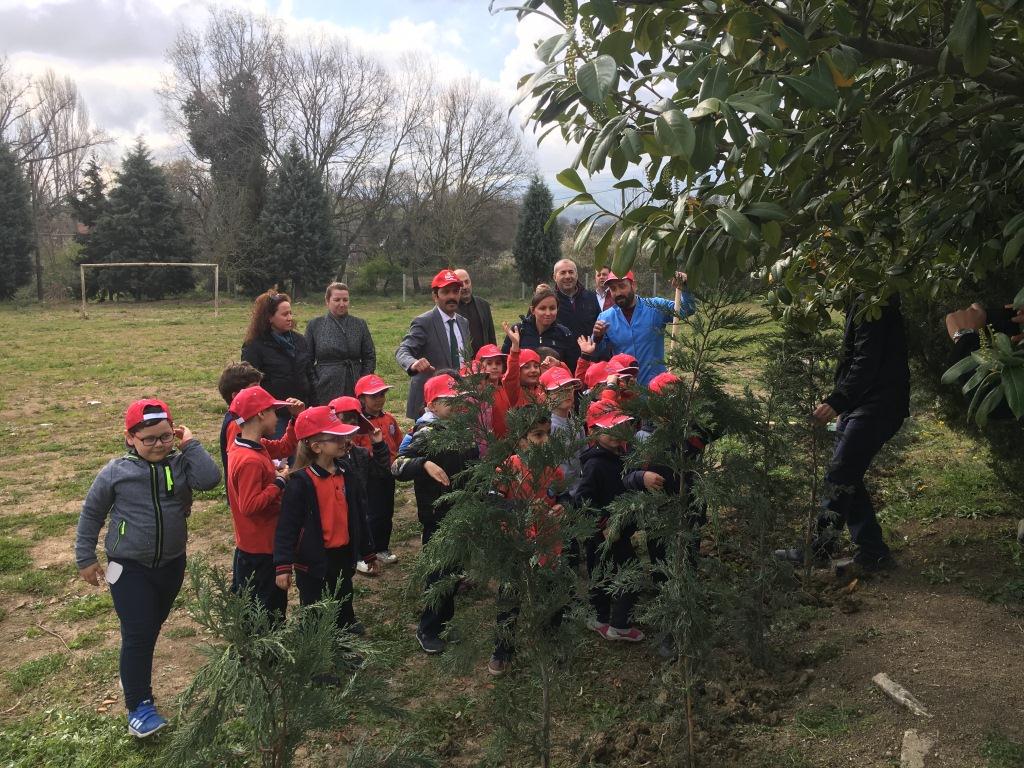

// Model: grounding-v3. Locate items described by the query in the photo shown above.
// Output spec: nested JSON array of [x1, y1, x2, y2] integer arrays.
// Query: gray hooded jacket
[[74, 440, 221, 569]]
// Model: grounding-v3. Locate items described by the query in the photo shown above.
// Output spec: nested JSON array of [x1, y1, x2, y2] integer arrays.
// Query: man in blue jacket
[[591, 270, 696, 386]]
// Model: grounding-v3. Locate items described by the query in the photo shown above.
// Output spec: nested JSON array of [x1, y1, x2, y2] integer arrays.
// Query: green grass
[[6, 654, 68, 693], [67, 628, 107, 650], [793, 704, 861, 737], [0, 708, 150, 767], [0, 567, 69, 596], [57, 593, 113, 622], [0, 537, 31, 574], [982, 731, 1024, 768]]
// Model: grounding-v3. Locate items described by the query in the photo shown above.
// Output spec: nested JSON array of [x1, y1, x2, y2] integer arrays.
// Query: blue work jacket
[[596, 293, 696, 385]]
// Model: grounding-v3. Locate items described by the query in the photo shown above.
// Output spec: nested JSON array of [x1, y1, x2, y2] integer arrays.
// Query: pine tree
[[253, 141, 337, 298], [0, 142, 34, 300], [87, 141, 196, 300], [512, 176, 561, 288], [69, 157, 110, 299]]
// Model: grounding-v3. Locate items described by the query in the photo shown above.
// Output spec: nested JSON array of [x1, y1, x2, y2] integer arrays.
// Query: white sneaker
[[355, 560, 374, 575], [377, 550, 399, 565]]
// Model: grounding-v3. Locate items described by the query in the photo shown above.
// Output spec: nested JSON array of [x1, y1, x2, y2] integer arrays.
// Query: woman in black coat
[[241, 290, 315, 437], [501, 285, 580, 371]]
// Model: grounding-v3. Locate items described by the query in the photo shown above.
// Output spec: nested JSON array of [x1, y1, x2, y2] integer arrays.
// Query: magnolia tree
[[506, 0, 1024, 326]]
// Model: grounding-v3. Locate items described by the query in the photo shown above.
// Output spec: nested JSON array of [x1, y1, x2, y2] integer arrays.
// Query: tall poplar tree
[[0, 142, 34, 300], [513, 176, 561, 287]]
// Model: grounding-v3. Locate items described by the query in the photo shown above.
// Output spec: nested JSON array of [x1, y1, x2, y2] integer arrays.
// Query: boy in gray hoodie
[[75, 398, 220, 738]]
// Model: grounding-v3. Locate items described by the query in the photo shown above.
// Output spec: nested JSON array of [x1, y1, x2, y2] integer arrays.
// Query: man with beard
[[454, 268, 496, 351], [552, 258, 601, 341], [591, 270, 695, 386], [395, 269, 473, 418]]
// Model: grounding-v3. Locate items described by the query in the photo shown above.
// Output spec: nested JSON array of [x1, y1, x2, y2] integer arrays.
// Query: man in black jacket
[[778, 293, 910, 574], [454, 269, 496, 351], [552, 259, 600, 341]]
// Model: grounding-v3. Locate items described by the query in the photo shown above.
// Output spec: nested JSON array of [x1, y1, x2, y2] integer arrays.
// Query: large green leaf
[[976, 384, 1005, 427], [942, 354, 980, 384], [743, 201, 788, 221], [717, 207, 752, 241], [890, 134, 909, 183], [536, 33, 570, 64], [690, 120, 719, 174], [655, 110, 695, 158], [587, 115, 628, 174], [776, 24, 810, 61], [948, 1, 978, 54], [598, 30, 633, 66], [699, 62, 730, 102], [556, 168, 587, 193], [1003, 229, 1024, 267], [589, 0, 619, 26], [576, 55, 618, 102], [779, 74, 838, 109], [675, 55, 710, 95], [611, 227, 639, 275], [1004, 366, 1024, 419]]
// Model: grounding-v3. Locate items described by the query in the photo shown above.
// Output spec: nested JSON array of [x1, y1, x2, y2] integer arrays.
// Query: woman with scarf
[[304, 282, 377, 402], [241, 290, 315, 437]]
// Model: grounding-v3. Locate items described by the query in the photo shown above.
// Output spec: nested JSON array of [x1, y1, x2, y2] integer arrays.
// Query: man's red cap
[[424, 374, 459, 404], [431, 269, 462, 290], [583, 361, 611, 390], [355, 374, 391, 397], [605, 270, 635, 283], [610, 352, 639, 369], [607, 360, 639, 378], [328, 396, 376, 433], [585, 399, 633, 430], [295, 406, 359, 440], [519, 349, 541, 365], [539, 366, 580, 391], [474, 344, 507, 361], [649, 371, 682, 394], [229, 386, 289, 424], [124, 398, 172, 432]]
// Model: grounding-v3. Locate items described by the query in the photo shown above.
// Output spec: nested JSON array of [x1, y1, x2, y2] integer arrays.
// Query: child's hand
[[79, 563, 102, 586], [503, 322, 521, 351], [541, 356, 559, 372], [577, 335, 596, 355], [285, 398, 305, 416], [174, 425, 193, 445], [371, 427, 384, 444], [424, 461, 450, 486], [642, 471, 665, 491], [275, 573, 291, 591], [276, 466, 290, 482]]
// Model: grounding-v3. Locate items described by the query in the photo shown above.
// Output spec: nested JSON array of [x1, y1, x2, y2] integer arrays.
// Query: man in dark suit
[[395, 269, 473, 418], [552, 258, 600, 341], [454, 269, 496, 351]]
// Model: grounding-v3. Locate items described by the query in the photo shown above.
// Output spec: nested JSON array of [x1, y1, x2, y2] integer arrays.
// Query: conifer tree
[[69, 157, 110, 299], [87, 141, 196, 299], [254, 141, 337, 299], [0, 141, 34, 300], [512, 176, 561, 288]]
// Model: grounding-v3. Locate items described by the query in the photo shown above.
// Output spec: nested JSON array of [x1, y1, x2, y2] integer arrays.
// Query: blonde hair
[[291, 436, 323, 473]]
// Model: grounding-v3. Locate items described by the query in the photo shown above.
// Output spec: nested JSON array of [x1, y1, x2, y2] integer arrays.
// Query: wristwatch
[[952, 328, 978, 341]]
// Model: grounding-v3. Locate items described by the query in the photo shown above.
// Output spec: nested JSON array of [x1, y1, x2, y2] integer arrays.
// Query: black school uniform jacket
[[274, 460, 375, 579], [241, 331, 316, 405], [391, 417, 478, 528], [572, 444, 647, 523]]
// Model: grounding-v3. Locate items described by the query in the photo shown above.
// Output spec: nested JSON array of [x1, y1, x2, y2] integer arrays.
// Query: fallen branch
[[872, 673, 932, 718], [35, 622, 72, 654]]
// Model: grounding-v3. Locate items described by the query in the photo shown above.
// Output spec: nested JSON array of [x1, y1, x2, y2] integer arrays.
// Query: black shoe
[[773, 547, 831, 567], [834, 555, 897, 578], [416, 630, 446, 655]]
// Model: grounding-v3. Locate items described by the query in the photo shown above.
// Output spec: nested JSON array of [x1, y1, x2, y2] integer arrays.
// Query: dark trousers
[[295, 546, 356, 629], [418, 515, 457, 639], [647, 474, 705, 583], [108, 555, 186, 711], [367, 475, 396, 553], [493, 586, 566, 662], [585, 525, 639, 629], [816, 413, 904, 563], [232, 549, 288, 619]]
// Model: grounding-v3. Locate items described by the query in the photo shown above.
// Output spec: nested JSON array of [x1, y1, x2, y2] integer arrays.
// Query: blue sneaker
[[127, 699, 167, 738]]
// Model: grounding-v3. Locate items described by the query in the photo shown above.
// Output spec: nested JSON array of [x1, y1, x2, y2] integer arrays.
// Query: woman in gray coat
[[305, 282, 376, 402]]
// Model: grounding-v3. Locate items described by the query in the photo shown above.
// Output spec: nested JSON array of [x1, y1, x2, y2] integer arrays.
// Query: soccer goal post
[[79, 262, 219, 319]]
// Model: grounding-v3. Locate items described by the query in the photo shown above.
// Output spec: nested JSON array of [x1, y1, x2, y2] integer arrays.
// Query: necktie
[[447, 319, 459, 366]]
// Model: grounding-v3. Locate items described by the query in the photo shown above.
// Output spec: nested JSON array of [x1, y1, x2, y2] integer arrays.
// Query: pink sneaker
[[606, 626, 645, 642], [586, 618, 610, 638]]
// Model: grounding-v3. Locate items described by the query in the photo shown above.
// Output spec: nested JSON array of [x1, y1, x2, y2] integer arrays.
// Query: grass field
[[0, 295, 1022, 767]]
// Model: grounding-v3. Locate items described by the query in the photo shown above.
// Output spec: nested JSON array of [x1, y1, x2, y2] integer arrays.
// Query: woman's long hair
[[291, 437, 319, 473], [244, 289, 291, 346]]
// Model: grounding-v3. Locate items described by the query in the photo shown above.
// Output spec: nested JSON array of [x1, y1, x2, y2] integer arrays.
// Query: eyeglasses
[[314, 435, 349, 445], [136, 433, 175, 447]]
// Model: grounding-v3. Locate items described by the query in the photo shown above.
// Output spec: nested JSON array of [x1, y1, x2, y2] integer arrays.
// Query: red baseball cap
[[431, 269, 462, 290], [124, 398, 172, 432], [423, 374, 459, 404], [474, 344, 507, 362], [604, 270, 635, 283], [583, 361, 611, 389], [328, 396, 375, 434], [295, 406, 359, 440], [540, 366, 580, 391], [355, 374, 391, 397], [607, 360, 639, 378], [519, 349, 541, 365], [610, 353, 639, 369], [649, 371, 682, 394], [585, 400, 633, 430], [229, 386, 289, 423]]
